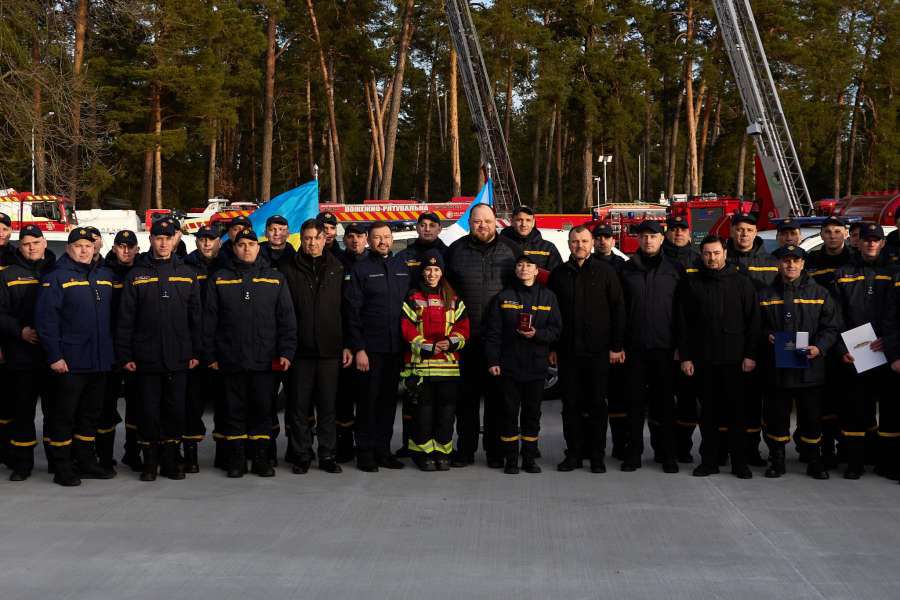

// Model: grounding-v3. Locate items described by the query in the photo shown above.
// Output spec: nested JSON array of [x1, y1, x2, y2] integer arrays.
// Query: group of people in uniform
[[0, 203, 898, 485]]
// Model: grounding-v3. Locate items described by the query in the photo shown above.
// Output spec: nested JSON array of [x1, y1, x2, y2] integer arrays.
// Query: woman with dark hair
[[400, 249, 469, 471]]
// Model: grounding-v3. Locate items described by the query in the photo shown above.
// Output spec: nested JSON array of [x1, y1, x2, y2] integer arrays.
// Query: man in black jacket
[[0, 226, 55, 481], [317, 211, 345, 263], [619, 220, 682, 473], [662, 215, 701, 463], [499, 205, 562, 272], [281, 220, 346, 474], [806, 216, 855, 466], [832, 223, 898, 479], [183, 226, 222, 472], [335, 223, 368, 463], [97, 230, 138, 472], [343, 222, 410, 472], [678, 235, 760, 478], [445, 204, 521, 467], [758, 245, 840, 479], [0, 212, 14, 267], [259, 214, 296, 269], [203, 230, 296, 478], [548, 225, 625, 473], [115, 220, 203, 482], [727, 213, 778, 466]]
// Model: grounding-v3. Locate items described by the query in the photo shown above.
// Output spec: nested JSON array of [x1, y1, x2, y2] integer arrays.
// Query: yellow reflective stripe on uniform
[[407, 439, 435, 453], [521, 435, 539, 442], [874, 275, 892, 281], [132, 277, 159, 286], [402, 302, 419, 321], [454, 302, 466, 321], [799, 436, 822, 444], [212, 432, 248, 441], [746, 427, 761, 433], [196, 274, 208, 281], [336, 420, 355, 428], [74, 434, 95, 442], [182, 435, 204, 441], [837, 275, 864, 284], [794, 299, 825, 305], [61, 280, 89, 288], [10, 439, 37, 447], [685, 268, 699, 273], [96, 427, 116, 434], [895, 281, 900, 287], [124, 423, 138, 430], [524, 250, 550, 256], [500, 435, 521, 442], [809, 268, 835, 276], [877, 431, 900, 438], [215, 279, 242, 285], [766, 433, 790, 443], [500, 302, 523, 310], [252, 277, 280, 285], [169, 276, 193, 283], [7, 279, 39, 287], [44, 438, 72, 447], [95, 280, 113, 286], [841, 430, 866, 437], [434, 440, 453, 455], [759, 299, 784, 306], [0, 418, 11, 425], [41, 282, 50, 287], [248, 434, 271, 440], [747, 266, 777, 271], [112, 283, 124, 289], [532, 305, 551, 311]]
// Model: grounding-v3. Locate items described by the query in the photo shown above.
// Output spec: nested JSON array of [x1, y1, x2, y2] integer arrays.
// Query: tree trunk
[[555, 107, 563, 212], [207, 123, 217, 199], [531, 117, 542, 205], [833, 94, 844, 200], [261, 12, 276, 202], [379, 0, 416, 200], [698, 92, 717, 192], [449, 46, 461, 197], [32, 38, 46, 194], [845, 81, 863, 197], [306, 0, 344, 201], [249, 102, 258, 199], [152, 86, 162, 209], [327, 126, 337, 202], [140, 149, 153, 213], [582, 113, 593, 210], [543, 106, 556, 201], [71, 0, 89, 206], [683, 1, 699, 196], [618, 141, 634, 201], [666, 92, 683, 198], [364, 81, 384, 193], [503, 55, 513, 144], [643, 103, 652, 202], [306, 65, 315, 179], [736, 134, 748, 197], [423, 63, 436, 202]]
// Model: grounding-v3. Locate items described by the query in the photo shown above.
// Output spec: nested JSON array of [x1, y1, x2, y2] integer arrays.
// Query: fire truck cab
[[0, 190, 76, 232]]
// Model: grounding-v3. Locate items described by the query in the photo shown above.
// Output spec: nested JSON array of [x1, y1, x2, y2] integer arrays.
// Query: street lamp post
[[597, 155, 613, 203]]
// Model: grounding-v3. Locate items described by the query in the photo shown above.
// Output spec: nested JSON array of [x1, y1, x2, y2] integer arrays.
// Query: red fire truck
[[0, 190, 76, 232], [831, 190, 900, 225], [668, 195, 755, 245]]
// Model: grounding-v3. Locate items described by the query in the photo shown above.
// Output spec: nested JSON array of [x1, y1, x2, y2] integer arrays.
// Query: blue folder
[[774, 332, 810, 369]]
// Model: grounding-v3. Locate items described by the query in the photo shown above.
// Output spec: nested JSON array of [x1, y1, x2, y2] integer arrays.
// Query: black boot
[[503, 456, 519, 474], [319, 456, 342, 473], [96, 431, 117, 470], [226, 441, 245, 478], [521, 456, 541, 474], [746, 432, 767, 467], [140, 443, 158, 482], [844, 438, 865, 480], [764, 444, 786, 478], [159, 443, 185, 480], [74, 439, 115, 479], [806, 446, 829, 480], [335, 426, 355, 463], [874, 437, 900, 480], [44, 441, 56, 473], [251, 440, 275, 477], [557, 453, 582, 472], [375, 449, 404, 470], [266, 437, 278, 468], [52, 445, 81, 487], [121, 429, 143, 471], [356, 449, 378, 473], [413, 453, 436, 472], [821, 435, 838, 469], [182, 441, 200, 474]]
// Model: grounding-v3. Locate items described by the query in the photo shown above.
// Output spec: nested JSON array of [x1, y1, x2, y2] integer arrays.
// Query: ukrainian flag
[[248, 179, 319, 248], [439, 178, 493, 245]]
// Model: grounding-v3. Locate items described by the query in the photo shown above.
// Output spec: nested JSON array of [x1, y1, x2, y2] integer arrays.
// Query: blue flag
[[247, 179, 320, 238], [439, 179, 493, 244]]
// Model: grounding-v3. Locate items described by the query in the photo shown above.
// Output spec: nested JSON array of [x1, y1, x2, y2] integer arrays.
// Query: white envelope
[[841, 323, 887, 374]]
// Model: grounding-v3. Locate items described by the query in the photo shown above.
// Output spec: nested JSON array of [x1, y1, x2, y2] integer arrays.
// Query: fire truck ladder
[[445, 0, 521, 217], [713, 0, 813, 217]]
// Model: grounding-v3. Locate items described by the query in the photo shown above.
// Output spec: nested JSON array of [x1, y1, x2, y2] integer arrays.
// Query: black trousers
[[606, 363, 629, 453], [841, 366, 897, 467], [286, 357, 339, 461], [560, 356, 609, 461], [409, 377, 458, 455], [49, 372, 105, 447], [219, 371, 276, 439], [697, 363, 746, 469], [673, 362, 699, 454], [100, 371, 134, 435], [457, 343, 502, 459], [7, 369, 53, 472], [744, 371, 764, 442], [335, 365, 357, 452], [137, 371, 187, 444], [820, 356, 848, 443], [355, 352, 401, 454], [625, 349, 675, 461], [765, 386, 822, 447], [185, 366, 217, 441], [500, 377, 543, 459]]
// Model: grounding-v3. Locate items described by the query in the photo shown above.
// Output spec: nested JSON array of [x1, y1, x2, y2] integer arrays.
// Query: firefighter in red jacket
[[400, 249, 469, 471]]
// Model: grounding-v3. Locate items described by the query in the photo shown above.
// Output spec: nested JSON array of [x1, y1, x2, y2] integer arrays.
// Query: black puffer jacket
[[726, 237, 778, 290], [806, 244, 856, 289], [620, 251, 682, 351], [281, 250, 344, 359], [885, 229, 899, 266], [831, 254, 897, 351], [260, 241, 296, 271], [202, 254, 297, 371], [0, 249, 56, 369], [483, 282, 562, 382], [445, 233, 521, 341], [884, 280, 900, 363], [662, 239, 700, 269], [595, 252, 626, 273], [183, 249, 221, 308], [115, 252, 202, 372], [0, 243, 16, 268], [758, 273, 841, 388], [395, 237, 448, 286], [677, 263, 759, 365], [548, 255, 625, 360], [500, 226, 562, 271], [102, 250, 133, 329]]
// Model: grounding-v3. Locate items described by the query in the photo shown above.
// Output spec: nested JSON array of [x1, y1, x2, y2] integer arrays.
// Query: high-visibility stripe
[[799, 436, 822, 444], [809, 268, 836, 276], [10, 439, 37, 447], [196, 274, 208, 281], [124, 423, 138, 430], [112, 283, 124, 289], [182, 435, 204, 441], [74, 434, 95, 442], [61, 280, 89, 288], [760, 299, 784, 306], [500, 302, 523, 310], [252, 277, 280, 285], [747, 266, 778, 272], [7, 279, 39, 287], [402, 302, 419, 321], [877, 431, 900, 438], [837, 275, 864, 283], [685, 268, 699, 273], [524, 250, 550, 256], [97, 427, 116, 434], [44, 438, 72, 447], [874, 275, 892, 281], [746, 427, 761, 433], [169, 276, 193, 283], [532, 305, 551, 311], [212, 433, 248, 441], [215, 279, 242, 285], [434, 440, 453, 455], [248, 434, 271, 440], [794, 298, 825, 305], [95, 280, 113, 286], [132, 277, 159, 286], [407, 438, 435, 453], [766, 433, 791, 443], [0, 419, 11, 425], [500, 435, 521, 442], [336, 420, 355, 428], [841, 430, 866, 437]]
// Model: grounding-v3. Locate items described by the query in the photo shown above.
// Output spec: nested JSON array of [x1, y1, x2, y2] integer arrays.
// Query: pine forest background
[[0, 0, 897, 213]]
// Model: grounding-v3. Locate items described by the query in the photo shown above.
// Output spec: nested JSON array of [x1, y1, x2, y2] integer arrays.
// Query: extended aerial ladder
[[712, 0, 813, 217], [445, 0, 521, 217]]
